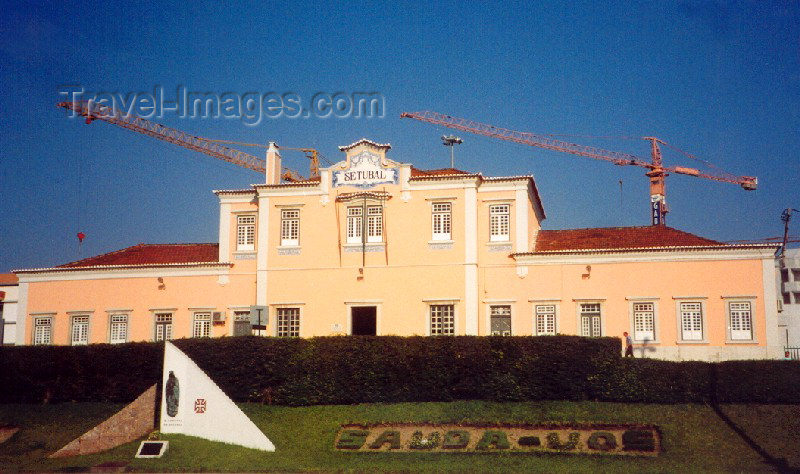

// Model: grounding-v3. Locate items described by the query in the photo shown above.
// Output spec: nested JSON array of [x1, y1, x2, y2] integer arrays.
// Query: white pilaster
[[218, 202, 231, 263], [256, 196, 270, 306], [515, 187, 529, 253], [464, 185, 478, 335]]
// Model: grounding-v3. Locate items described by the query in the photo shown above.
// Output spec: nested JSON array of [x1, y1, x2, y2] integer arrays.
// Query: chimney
[[265, 142, 281, 185]]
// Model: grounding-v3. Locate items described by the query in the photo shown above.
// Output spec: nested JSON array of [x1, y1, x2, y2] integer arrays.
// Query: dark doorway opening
[[351, 306, 377, 335]]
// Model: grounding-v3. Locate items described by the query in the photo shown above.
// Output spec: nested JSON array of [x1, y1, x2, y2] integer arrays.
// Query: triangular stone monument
[[160, 341, 275, 451]]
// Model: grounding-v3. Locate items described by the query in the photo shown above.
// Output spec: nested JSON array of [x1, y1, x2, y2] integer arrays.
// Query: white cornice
[[477, 181, 529, 192], [255, 186, 325, 197], [218, 194, 257, 204], [408, 177, 481, 190]]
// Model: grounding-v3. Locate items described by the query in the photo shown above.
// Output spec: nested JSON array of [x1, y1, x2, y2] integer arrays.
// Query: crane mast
[[401, 111, 757, 226]]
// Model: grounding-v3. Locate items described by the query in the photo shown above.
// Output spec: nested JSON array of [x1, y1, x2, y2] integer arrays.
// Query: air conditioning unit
[[212, 311, 226, 323]]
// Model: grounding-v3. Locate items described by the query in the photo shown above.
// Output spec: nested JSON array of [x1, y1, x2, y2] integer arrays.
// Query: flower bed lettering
[[335, 423, 660, 456]]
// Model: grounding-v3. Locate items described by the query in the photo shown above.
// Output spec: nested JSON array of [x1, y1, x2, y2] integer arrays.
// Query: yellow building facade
[[14, 139, 781, 360]]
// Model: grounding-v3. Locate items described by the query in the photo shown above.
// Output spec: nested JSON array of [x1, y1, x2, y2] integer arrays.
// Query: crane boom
[[401, 110, 757, 225], [58, 100, 266, 173], [401, 111, 653, 169]]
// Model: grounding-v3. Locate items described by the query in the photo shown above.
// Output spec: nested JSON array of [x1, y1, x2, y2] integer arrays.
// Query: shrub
[[714, 360, 800, 403], [0, 341, 162, 403], [2, 336, 799, 405], [172, 335, 622, 405]]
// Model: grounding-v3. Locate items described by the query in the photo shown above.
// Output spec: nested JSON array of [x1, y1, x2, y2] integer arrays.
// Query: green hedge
[[592, 358, 800, 404], [1, 336, 799, 405], [173, 336, 622, 405], [0, 342, 162, 403]]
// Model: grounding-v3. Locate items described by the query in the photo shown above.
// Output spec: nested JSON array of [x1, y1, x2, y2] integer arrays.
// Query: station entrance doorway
[[351, 306, 377, 335]]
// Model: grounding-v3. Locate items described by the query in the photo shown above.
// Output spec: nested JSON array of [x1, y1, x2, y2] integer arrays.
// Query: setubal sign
[[333, 151, 397, 189]]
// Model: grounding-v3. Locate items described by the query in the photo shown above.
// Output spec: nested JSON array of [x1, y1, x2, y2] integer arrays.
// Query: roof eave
[[14, 262, 232, 274], [513, 243, 781, 257], [213, 189, 257, 195]]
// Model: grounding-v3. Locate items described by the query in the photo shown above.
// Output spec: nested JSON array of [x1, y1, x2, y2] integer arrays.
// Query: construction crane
[[197, 138, 321, 180], [401, 111, 758, 225], [56, 100, 320, 181]]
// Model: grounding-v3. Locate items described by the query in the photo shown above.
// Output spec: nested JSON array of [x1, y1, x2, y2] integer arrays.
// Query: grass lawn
[[0, 401, 798, 472]]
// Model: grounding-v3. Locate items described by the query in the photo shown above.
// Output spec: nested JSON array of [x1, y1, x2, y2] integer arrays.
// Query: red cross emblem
[[194, 398, 206, 414]]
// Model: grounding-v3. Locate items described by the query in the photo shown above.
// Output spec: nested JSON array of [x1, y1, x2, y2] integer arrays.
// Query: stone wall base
[[50, 384, 156, 458]]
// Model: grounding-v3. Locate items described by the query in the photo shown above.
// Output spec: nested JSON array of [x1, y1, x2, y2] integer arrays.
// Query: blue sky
[[1, 1, 798, 272]]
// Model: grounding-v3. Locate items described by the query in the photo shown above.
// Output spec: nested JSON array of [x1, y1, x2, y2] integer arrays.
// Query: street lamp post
[[441, 135, 463, 168]]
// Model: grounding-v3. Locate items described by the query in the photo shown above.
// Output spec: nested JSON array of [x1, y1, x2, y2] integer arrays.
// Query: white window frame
[[346, 205, 383, 244], [429, 304, 455, 336], [33, 315, 53, 345], [489, 304, 512, 336], [627, 299, 658, 343], [192, 312, 212, 338], [70, 315, 90, 346], [276, 307, 301, 337], [346, 207, 363, 244], [431, 202, 452, 241], [489, 204, 510, 242], [109, 313, 129, 344], [366, 206, 383, 243], [727, 299, 755, 342], [578, 302, 602, 338], [674, 298, 707, 343], [154, 312, 173, 341], [280, 209, 300, 247], [534, 304, 557, 335], [236, 215, 256, 251]]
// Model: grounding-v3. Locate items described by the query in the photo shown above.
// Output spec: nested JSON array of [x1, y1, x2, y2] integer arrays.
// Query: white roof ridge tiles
[[409, 173, 482, 180], [482, 175, 535, 181], [252, 182, 319, 188], [338, 138, 392, 151], [213, 189, 257, 194], [514, 243, 780, 256], [14, 262, 232, 273]]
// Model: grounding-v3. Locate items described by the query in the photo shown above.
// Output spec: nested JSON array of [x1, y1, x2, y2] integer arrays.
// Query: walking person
[[623, 332, 634, 358]]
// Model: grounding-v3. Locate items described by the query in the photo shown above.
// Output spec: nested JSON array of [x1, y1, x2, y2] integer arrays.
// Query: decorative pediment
[[332, 139, 399, 189], [338, 138, 391, 152]]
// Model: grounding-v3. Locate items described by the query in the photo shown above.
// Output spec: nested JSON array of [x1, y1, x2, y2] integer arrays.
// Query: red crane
[[57, 100, 320, 181], [401, 111, 757, 225]]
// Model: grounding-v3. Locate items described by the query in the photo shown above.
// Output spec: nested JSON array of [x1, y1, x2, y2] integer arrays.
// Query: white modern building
[[778, 248, 800, 357]]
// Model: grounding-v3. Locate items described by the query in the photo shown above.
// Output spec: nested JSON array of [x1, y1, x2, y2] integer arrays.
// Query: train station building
[[13, 139, 782, 360]]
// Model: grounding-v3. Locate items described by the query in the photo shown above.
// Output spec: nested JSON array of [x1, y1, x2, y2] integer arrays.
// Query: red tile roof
[[57, 243, 220, 268], [410, 167, 471, 177], [0, 273, 18, 285], [534, 226, 724, 252]]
